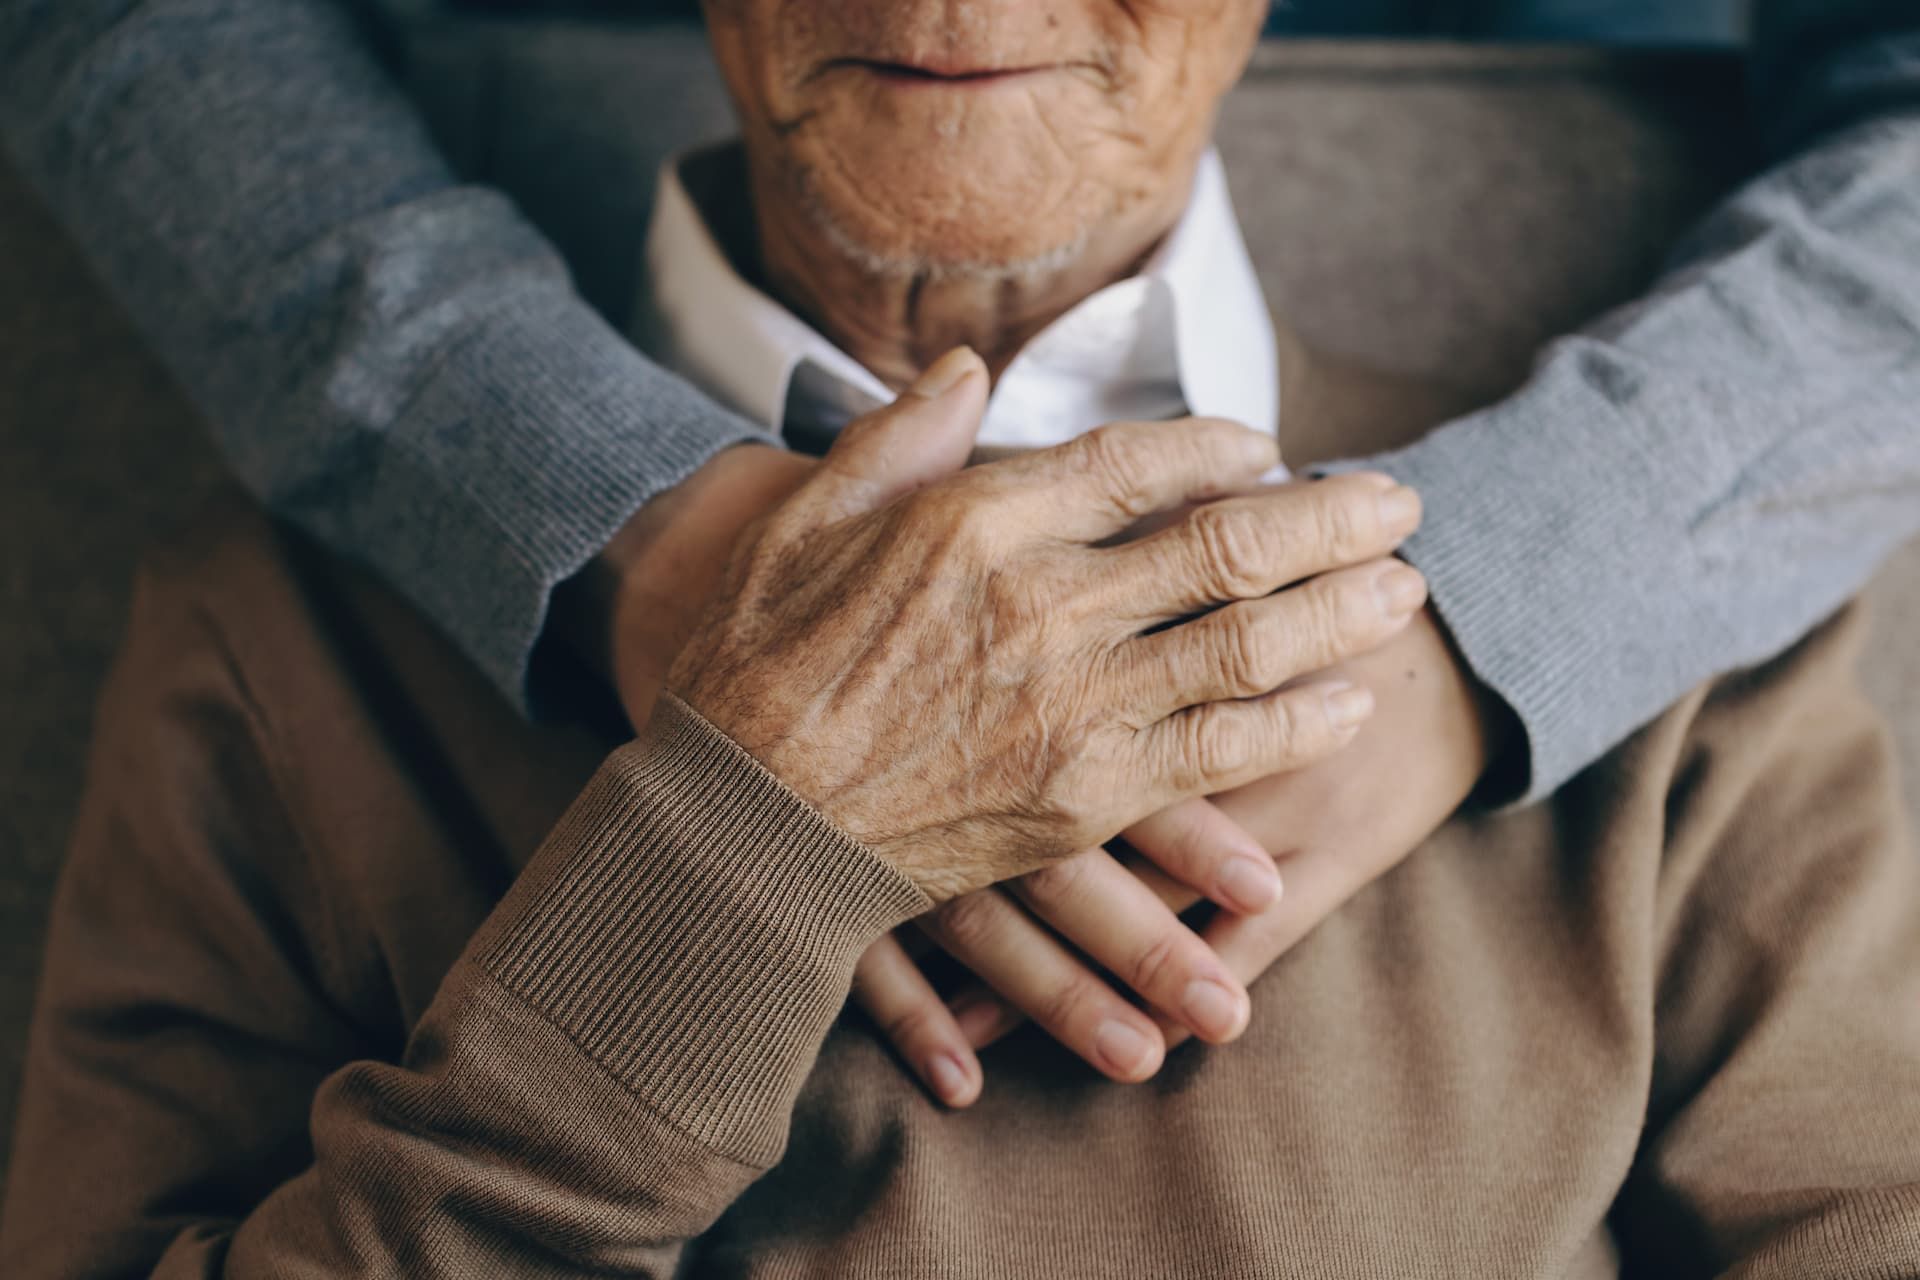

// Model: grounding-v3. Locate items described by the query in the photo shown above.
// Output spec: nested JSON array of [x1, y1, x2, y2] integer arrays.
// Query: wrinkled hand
[[667, 347, 1425, 904], [857, 600, 1499, 1104], [554, 442, 817, 732]]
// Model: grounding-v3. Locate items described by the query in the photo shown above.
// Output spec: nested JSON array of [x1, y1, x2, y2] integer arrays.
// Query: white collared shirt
[[634, 146, 1284, 471]]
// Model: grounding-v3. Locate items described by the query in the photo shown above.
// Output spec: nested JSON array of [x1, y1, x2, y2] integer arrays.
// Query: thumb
[[812, 346, 988, 520]]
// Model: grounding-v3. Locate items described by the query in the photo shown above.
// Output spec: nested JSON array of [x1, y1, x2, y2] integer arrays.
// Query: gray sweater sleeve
[[0, 0, 776, 711], [1350, 1, 1920, 803]]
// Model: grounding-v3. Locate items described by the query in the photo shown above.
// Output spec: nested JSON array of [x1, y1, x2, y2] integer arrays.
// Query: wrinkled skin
[[700, 0, 1269, 383], [703, 0, 1267, 272], [668, 350, 1426, 902]]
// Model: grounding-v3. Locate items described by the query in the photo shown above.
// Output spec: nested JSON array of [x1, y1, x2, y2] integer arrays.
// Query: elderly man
[[5, 2, 1920, 1277], [9, 0, 1920, 1116]]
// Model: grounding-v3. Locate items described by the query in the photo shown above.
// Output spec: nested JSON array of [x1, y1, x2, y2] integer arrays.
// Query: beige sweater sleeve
[[3, 644, 929, 1276], [217, 697, 928, 1277]]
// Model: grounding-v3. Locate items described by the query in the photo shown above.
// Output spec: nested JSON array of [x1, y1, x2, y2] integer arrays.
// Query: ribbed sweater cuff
[[480, 694, 930, 1166]]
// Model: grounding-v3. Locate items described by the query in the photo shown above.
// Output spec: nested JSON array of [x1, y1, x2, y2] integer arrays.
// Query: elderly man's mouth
[[826, 57, 1063, 89]]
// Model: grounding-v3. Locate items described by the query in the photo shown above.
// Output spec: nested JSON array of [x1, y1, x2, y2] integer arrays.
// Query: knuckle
[[1076, 424, 1154, 518], [1257, 696, 1301, 761], [1037, 975, 1105, 1035], [1126, 931, 1185, 997], [1330, 569, 1392, 654], [1020, 853, 1094, 912], [1300, 574, 1365, 659], [1271, 690, 1333, 766], [1311, 485, 1371, 563], [1037, 756, 1108, 844], [1191, 503, 1270, 600], [1193, 710, 1256, 783], [1272, 688, 1308, 742], [1217, 608, 1279, 696], [931, 892, 1004, 955]]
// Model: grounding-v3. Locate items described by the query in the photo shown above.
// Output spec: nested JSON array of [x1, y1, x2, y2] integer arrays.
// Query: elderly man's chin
[[778, 96, 1169, 281], [799, 165, 1109, 281]]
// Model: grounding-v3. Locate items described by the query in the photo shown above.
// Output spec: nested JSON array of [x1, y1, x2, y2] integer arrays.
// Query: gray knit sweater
[[2, 1, 1916, 802]]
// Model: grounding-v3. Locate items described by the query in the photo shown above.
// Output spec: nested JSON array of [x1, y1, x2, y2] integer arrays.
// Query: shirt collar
[[634, 145, 1280, 451]]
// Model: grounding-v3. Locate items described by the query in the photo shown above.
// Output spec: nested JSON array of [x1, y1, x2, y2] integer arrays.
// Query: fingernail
[[1094, 1020, 1156, 1078], [1324, 680, 1376, 730], [1374, 562, 1428, 617], [926, 1053, 972, 1104], [908, 346, 981, 399], [1181, 980, 1246, 1040], [1377, 485, 1422, 537], [1217, 853, 1280, 913]]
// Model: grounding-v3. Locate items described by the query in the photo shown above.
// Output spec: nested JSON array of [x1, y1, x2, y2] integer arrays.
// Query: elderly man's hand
[[666, 348, 1425, 904], [854, 595, 1501, 1105]]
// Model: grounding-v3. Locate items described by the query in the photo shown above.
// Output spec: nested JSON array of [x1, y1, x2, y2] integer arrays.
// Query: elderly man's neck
[[681, 144, 1188, 388]]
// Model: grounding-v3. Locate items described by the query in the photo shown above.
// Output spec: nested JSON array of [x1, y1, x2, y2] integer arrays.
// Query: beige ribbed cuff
[[481, 694, 930, 1166]]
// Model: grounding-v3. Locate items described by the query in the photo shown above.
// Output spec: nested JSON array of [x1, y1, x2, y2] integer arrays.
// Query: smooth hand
[[1182, 606, 1503, 1019], [870, 601, 1499, 1104], [667, 347, 1423, 907]]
